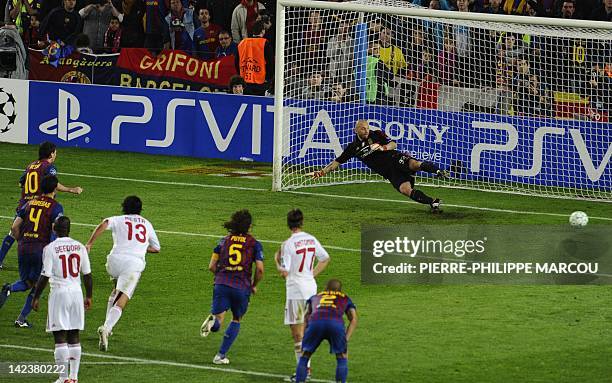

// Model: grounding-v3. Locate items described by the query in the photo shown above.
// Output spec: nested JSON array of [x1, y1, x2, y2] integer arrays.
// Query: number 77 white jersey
[[280, 231, 329, 299], [106, 215, 160, 271]]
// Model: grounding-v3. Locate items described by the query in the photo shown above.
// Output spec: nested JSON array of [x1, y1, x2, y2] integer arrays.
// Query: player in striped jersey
[[32, 216, 93, 383], [0, 175, 64, 327], [0, 142, 82, 269], [200, 209, 264, 365], [294, 279, 357, 383], [274, 209, 330, 380]]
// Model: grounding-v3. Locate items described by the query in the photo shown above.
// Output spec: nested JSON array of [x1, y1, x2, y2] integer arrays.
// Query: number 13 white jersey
[[280, 231, 329, 299], [105, 215, 160, 273]]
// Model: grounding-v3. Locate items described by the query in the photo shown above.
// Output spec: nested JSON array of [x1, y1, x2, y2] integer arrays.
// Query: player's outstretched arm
[[345, 308, 358, 342], [85, 219, 109, 253], [31, 275, 50, 311], [313, 160, 340, 179], [83, 273, 93, 310], [57, 183, 83, 195]]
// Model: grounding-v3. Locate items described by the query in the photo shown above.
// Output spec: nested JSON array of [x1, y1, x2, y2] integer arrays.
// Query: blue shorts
[[211, 284, 250, 319], [18, 251, 43, 282], [302, 320, 347, 355]]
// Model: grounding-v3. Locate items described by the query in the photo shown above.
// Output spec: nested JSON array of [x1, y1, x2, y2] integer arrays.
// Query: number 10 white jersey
[[105, 214, 160, 273], [280, 231, 330, 299], [42, 237, 91, 290]]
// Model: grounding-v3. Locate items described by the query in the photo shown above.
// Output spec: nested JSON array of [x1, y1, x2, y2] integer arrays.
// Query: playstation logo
[[39, 89, 91, 141]]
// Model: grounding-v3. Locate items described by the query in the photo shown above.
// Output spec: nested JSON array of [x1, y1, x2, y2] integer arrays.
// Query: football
[[569, 211, 589, 227]]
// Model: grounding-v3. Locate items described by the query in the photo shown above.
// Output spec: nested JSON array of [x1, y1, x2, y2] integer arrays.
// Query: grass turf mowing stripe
[[0, 344, 335, 382], [0, 216, 361, 253], [1, 167, 610, 221]]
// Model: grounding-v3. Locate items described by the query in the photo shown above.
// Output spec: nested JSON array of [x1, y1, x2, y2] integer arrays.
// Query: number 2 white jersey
[[106, 214, 160, 273], [280, 231, 330, 299], [42, 237, 91, 290]]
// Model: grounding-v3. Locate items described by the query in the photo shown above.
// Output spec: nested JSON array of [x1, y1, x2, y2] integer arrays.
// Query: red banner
[[116, 48, 236, 89]]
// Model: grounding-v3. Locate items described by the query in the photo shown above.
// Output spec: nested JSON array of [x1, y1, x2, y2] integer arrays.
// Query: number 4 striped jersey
[[105, 215, 160, 265], [280, 232, 330, 300]]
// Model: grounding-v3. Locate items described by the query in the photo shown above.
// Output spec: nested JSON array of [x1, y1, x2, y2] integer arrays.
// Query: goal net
[[273, 0, 612, 201]]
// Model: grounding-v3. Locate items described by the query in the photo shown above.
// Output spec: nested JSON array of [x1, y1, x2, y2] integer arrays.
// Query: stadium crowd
[[0, 0, 609, 114]]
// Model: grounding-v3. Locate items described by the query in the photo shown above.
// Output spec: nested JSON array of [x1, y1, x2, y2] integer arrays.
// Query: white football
[[569, 211, 588, 227]]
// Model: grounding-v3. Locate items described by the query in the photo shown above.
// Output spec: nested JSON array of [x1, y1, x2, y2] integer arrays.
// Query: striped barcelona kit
[[18, 160, 57, 211], [213, 234, 264, 290]]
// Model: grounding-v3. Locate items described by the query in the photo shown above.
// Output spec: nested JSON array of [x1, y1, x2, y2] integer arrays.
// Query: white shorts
[[111, 271, 141, 299], [284, 299, 308, 325], [46, 288, 84, 332]]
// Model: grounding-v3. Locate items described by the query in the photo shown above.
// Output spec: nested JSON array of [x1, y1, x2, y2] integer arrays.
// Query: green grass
[[0, 142, 611, 383]]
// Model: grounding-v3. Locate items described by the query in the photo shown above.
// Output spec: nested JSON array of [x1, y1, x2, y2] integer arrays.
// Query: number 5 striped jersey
[[280, 232, 330, 299], [213, 234, 264, 290]]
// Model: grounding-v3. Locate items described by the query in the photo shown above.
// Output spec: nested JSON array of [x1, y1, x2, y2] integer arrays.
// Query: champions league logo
[[0, 87, 17, 134]]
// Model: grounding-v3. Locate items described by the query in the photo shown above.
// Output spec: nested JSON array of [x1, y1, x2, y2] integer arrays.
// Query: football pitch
[[0, 142, 610, 383]]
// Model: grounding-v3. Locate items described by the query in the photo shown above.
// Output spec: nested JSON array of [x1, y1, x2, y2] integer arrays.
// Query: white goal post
[[272, 0, 612, 202]]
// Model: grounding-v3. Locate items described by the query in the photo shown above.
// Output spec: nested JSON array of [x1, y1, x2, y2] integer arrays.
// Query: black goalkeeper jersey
[[335, 130, 399, 178]]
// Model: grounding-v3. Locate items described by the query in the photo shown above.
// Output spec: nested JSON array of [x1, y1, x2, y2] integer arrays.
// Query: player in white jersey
[[32, 216, 93, 383], [274, 209, 330, 381], [86, 196, 160, 351]]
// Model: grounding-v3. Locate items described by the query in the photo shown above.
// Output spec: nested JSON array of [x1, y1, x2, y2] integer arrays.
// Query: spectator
[[512, 58, 544, 116], [215, 30, 237, 57], [23, 13, 45, 49], [556, 0, 576, 18], [6, 0, 37, 34], [366, 41, 394, 104], [501, 0, 529, 15], [302, 10, 326, 72], [75, 33, 93, 53], [193, 7, 222, 59], [143, 0, 176, 51], [587, 64, 612, 113], [40, 0, 82, 45], [164, 0, 195, 53], [480, 0, 504, 13], [116, 0, 144, 48], [590, 0, 612, 21], [328, 82, 349, 103], [103, 15, 122, 53], [407, 26, 435, 80], [438, 37, 459, 86], [378, 26, 407, 75], [199, 0, 239, 32], [301, 70, 328, 100], [326, 17, 353, 85], [235, 20, 273, 96], [231, 0, 265, 43], [79, 0, 123, 52], [228, 74, 245, 94]]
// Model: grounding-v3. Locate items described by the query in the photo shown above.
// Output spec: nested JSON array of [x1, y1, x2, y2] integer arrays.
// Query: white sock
[[54, 343, 69, 380], [68, 343, 81, 380], [294, 341, 302, 363], [107, 290, 118, 316], [104, 305, 123, 332]]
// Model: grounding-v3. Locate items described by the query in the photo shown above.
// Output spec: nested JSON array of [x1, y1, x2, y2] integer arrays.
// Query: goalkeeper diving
[[313, 120, 449, 212]]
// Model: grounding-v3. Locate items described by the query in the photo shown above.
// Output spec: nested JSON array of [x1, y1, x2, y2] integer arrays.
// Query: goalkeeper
[[313, 120, 448, 212]]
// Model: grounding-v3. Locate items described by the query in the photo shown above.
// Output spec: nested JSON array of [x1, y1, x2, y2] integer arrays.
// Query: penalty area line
[[0, 344, 335, 383], [1, 167, 611, 222]]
